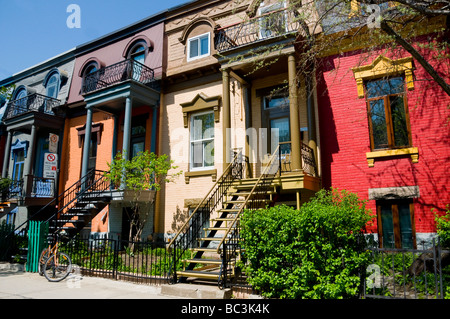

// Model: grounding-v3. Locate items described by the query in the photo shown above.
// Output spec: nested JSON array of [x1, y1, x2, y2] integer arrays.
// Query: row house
[[161, 0, 321, 239], [61, 12, 166, 240], [316, 9, 450, 248], [162, 0, 324, 282], [0, 0, 448, 282], [0, 50, 75, 227]]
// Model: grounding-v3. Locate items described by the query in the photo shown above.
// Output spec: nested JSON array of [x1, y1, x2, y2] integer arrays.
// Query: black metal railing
[[82, 59, 155, 94], [48, 170, 111, 240], [6, 169, 111, 244], [277, 142, 317, 177], [220, 146, 280, 289], [168, 150, 245, 283], [5, 93, 62, 119], [215, 9, 300, 52], [364, 238, 449, 299], [58, 234, 172, 285]]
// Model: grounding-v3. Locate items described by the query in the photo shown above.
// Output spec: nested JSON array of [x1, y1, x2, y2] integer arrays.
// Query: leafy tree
[[105, 151, 181, 245], [231, 0, 449, 96]]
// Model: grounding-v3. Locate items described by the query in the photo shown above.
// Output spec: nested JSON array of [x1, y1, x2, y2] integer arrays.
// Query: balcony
[[5, 93, 62, 120], [0, 176, 55, 204], [82, 59, 155, 95], [215, 9, 300, 53]]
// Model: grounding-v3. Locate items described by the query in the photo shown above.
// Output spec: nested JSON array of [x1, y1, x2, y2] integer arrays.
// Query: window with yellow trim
[[365, 76, 412, 151]]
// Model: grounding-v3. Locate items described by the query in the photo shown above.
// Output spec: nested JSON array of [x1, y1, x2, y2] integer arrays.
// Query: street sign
[[43, 153, 58, 179], [49, 133, 59, 153]]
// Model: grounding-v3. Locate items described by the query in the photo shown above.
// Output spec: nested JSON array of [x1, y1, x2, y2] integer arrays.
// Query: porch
[[79, 58, 160, 182]]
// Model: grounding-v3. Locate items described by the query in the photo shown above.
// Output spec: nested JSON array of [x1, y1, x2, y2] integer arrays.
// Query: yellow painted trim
[[184, 169, 217, 184], [180, 93, 221, 127], [349, 0, 360, 17], [352, 55, 414, 98], [366, 147, 419, 167]]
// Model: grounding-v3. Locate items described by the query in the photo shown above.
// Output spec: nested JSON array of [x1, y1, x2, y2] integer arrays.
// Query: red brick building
[[317, 33, 450, 248]]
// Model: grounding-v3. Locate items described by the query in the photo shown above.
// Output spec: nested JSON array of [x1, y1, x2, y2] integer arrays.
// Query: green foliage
[[434, 205, 450, 248], [105, 150, 181, 192], [105, 151, 181, 243], [0, 85, 15, 103], [240, 188, 374, 299]]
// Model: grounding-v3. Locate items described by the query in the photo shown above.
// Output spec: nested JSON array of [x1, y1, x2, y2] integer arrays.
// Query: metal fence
[[363, 239, 449, 299], [61, 235, 172, 285]]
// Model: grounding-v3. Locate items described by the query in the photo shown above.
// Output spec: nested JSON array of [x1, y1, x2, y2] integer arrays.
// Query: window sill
[[366, 147, 418, 167], [185, 169, 217, 184]]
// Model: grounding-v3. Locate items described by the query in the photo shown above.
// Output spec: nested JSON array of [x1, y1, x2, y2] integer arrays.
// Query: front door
[[377, 200, 416, 249], [261, 86, 291, 155]]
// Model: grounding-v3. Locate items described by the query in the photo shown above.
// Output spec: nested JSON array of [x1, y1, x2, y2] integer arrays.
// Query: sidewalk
[[0, 263, 184, 299]]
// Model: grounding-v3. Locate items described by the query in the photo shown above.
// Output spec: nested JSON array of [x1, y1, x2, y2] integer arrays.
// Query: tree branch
[[380, 20, 450, 96], [356, 0, 450, 16]]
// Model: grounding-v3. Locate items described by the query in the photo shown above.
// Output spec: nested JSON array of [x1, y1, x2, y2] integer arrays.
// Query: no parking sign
[[43, 153, 58, 179]]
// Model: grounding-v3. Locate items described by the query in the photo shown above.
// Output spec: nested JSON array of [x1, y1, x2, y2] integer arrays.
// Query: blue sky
[[0, 0, 190, 80]]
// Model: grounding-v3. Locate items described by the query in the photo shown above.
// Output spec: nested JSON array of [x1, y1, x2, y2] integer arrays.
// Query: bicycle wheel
[[43, 252, 72, 282], [38, 247, 51, 276]]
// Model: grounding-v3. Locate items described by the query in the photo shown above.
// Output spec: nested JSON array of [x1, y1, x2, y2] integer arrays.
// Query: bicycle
[[38, 236, 72, 282]]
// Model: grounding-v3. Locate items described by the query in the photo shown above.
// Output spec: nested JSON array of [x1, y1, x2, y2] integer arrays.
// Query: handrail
[[167, 150, 243, 250], [7, 169, 107, 239], [216, 145, 280, 254], [46, 170, 110, 238]]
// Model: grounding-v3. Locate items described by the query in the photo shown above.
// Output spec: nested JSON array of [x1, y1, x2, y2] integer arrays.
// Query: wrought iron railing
[[8, 180, 24, 199], [220, 146, 280, 289], [0, 179, 22, 201], [82, 59, 155, 94], [168, 150, 245, 283], [29, 176, 55, 198], [6, 169, 111, 245], [5, 93, 62, 119], [215, 9, 300, 52], [277, 141, 317, 177]]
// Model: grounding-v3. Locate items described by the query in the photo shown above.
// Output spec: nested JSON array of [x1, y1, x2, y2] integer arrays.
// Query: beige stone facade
[[158, 0, 321, 239]]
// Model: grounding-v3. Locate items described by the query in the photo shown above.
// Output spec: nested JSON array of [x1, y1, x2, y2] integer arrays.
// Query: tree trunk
[[408, 247, 450, 276]]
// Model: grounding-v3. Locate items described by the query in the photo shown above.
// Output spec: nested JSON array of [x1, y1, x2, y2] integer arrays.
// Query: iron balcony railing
[[277, 142, 317, 177], [28, 176, 56, 198], [5, 93, 62, 120], [215, 8, 300, 52], [82, 59, 155, 94]]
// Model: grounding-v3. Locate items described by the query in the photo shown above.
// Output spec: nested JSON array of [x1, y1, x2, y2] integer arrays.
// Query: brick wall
[[317, 42, 450, 234]]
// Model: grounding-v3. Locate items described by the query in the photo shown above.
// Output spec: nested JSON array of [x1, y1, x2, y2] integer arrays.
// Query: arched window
[[45, 73, 60, 99], [13, 87, 28, 100], [80, 60, 101, 94], [84, 62, 98, 76], [11, 86, 29, 114], [129, 42, 146, 65], [126, 40, 149, 81], [179, 17, 215, 63]]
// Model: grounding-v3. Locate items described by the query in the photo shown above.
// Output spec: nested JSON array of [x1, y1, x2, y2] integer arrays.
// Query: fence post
[[26, 221, 48, 272], [113, 238, 119, 280]]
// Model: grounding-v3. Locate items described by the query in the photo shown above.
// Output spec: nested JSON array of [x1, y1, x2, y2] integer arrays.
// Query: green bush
[[434, 205, 450, 248], [240, 188, 374, 299]]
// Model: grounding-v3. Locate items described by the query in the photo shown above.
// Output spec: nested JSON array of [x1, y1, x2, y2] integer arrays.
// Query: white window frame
[[187, 32, 211, 62], [190, 110, 215, 171]]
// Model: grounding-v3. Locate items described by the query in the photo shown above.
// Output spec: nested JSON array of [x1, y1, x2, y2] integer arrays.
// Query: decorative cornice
[[352, 55, 414, 98]]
